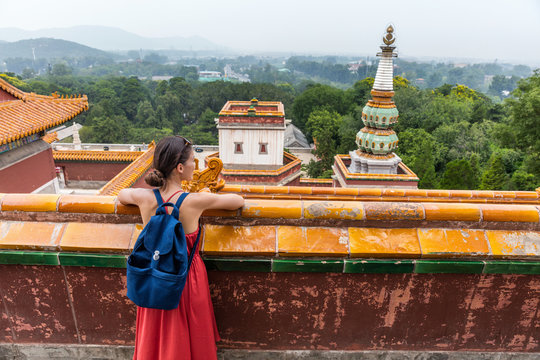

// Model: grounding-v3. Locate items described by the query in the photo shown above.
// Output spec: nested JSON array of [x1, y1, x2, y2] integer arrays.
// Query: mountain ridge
[[0, 25, 225, 51]]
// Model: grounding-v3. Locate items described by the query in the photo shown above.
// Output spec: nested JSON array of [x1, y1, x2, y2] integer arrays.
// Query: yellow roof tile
[[0, 78, 88, 146], [97, 142, 155, 196], [53, 150, 143, 162]]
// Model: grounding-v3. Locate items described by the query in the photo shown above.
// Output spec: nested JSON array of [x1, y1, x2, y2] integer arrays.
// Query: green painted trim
[[483, 261, 540, 275], [0, 250, 59, 266], [272, 259, 343, 273], [415, 260, 485, 274], [344, 259, 414, 273], [203, 257, 271, 272], [59, 253, 127, 268], [1, 249, 540, 275]]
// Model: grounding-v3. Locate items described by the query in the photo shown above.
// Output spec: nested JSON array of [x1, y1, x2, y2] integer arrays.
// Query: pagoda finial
[[383, 25, 395, 46]]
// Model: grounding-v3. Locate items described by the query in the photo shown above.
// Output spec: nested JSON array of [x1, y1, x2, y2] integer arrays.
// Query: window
[[259, 143, 268, 154], [234, 142, 243, 154]]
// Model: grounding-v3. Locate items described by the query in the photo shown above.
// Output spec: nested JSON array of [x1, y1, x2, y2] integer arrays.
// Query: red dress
[[133, 229, 220, 360]]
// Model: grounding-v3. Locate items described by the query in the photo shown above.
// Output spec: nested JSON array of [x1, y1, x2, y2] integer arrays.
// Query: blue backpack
[[126, 189, 200, 310]]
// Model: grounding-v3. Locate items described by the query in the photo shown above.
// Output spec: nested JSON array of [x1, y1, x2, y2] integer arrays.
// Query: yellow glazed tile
[[448, 190, 473, 198], [263, 186, 290, 194], [480, 205, 539, 223], [418, 229, 490, 258], [240, 185, 266, 194], [364, 202, 424, 221], [289, 187, 312, 195], [60, 223, 133, 253], [486, 230, 540, 258], [425, 190, 450, 198], [336, 188, 358, 196], [58, 195, 115, 214], [382, 189, 405, 197], [129, 224, 144, 250], [278, 226, 348, 257], [202, 225, 275, 255], [349, 228, 420, 258], [0, 222, 64, 250], [303, 201, 363, 220], [1, 194, 60, 212], [356, 188, 382, 197], [311, 187, 336, 195], [116, 202, 141, 216], [403, 189, 427, 197], [241, 200, 302, 219], [222, 184, 242, 193], [423, 203, 481, 222], [472, 191, 494, 199], [515, 191, 539, 200]]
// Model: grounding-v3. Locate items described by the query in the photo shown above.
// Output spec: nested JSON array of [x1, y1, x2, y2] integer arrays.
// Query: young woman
[[118, 136, 244, 360]]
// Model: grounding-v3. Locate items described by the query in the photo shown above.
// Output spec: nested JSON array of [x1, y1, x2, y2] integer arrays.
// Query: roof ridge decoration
[[53, 149, 144, 162], [98, 142, 156, 196], [97, 144, 226, 196]]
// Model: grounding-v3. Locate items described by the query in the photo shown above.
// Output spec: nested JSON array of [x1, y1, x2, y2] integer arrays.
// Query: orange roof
[[98, 142, 155, 196], [53, 150, 143, 162], [42, 132, 58, 144], [0, 78, 88, 146]]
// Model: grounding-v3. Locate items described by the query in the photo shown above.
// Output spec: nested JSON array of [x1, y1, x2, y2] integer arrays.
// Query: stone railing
[[0, 192, 539, 357]]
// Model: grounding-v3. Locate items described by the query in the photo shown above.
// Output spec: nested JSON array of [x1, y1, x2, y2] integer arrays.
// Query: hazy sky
[[3, 0, 540, 63]]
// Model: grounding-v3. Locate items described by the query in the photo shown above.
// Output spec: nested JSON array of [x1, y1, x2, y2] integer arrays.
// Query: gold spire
[[383, 25, 395, 46]]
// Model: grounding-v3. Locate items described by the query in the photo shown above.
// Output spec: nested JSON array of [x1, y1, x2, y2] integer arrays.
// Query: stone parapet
[[1, 193, 540, 353]]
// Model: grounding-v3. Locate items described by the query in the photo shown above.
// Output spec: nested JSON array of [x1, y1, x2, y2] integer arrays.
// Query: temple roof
[[0, 78, 88, 146], [53, 149, 143, 162], [97, 143, 155, 196]]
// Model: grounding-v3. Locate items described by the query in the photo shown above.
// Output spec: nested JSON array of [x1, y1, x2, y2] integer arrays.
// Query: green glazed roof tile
[[415, 260, 485, 274], [344, 259, 414, 273], [272, 259, 344, 273], [0, 250, 59, 266], [483, 261, 540, 275], [203, 257, 271, 272], [58, 253, 127, 268]]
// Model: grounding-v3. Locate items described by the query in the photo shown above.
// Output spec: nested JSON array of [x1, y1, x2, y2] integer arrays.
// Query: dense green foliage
[[1, 60, 538, 191]]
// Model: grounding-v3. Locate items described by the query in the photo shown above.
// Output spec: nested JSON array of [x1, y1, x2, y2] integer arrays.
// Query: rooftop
[[0, 78, 88, 146]]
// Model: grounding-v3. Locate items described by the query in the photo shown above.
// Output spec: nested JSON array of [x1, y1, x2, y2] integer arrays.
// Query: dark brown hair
[[145, 136, 192, 187]]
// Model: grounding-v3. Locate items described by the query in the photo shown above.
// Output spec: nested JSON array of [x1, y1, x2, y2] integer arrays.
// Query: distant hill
[[0, 26, 225, 51], [0, 38, 114, 60]]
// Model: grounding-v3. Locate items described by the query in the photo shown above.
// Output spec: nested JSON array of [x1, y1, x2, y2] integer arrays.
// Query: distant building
[[198, 71, 224, 82], [210, 98, 302, 185]]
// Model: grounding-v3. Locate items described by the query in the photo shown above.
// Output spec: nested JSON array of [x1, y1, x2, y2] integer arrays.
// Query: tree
[[440, 159, 476, 189], [413, 140, 438, 189], [507, 70, 540, 179], [480, 154, 508, 190], [292, 84, 349, 133], [305, 110, 342, 178], [120, 77, 145, 121]]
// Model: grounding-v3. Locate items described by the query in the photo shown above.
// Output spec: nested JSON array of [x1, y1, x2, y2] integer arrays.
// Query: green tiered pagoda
[[349, 25, 402, 174]]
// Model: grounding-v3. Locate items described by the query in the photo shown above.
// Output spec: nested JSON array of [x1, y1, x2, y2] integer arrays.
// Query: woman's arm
[[194, 192, 245, 211], [118, 188, 147, 206]]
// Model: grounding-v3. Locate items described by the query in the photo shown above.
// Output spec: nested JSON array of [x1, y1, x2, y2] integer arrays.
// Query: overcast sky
[[3, 0, 540, 64]]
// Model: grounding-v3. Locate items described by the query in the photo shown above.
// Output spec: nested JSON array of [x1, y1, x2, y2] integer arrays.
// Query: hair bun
[[144, 168, 165, 187]]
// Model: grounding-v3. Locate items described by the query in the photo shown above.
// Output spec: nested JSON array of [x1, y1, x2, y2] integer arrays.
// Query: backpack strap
[[186, 225, 201, 270], [153, 188, 164, 206], [174, 192, 189, 210]]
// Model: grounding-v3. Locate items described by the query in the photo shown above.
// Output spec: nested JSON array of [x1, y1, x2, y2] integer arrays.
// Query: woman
[[118, 136, 244, 360]]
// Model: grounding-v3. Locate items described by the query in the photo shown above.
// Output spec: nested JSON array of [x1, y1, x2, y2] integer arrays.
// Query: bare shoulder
[[186, 192, 244, 211], [118, 188, 156, 207]]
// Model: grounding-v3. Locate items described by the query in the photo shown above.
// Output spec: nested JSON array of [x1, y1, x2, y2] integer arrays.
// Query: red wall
[[1, 265, 538, 353], [0, 148, 55, 193], [55, 162, 131, 182]]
